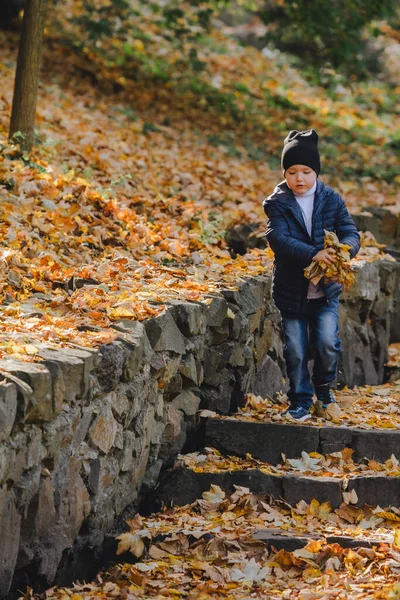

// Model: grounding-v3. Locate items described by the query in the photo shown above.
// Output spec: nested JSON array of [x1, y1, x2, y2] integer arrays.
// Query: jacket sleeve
[[264, 201, 318, 267], [334, 195, 361, 259]]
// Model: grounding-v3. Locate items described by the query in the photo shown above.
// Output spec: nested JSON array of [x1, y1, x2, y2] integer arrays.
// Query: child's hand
[[312, 247, 336, 265]]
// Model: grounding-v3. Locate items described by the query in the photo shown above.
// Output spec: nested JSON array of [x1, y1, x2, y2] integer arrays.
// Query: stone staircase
[[151, 395, 400, 550]]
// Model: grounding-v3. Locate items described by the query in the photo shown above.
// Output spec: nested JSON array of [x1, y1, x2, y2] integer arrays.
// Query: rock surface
[[205, 419, 400, 464]]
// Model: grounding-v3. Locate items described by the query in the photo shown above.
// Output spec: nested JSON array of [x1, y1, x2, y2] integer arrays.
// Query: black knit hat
[[281, 129, 320, 175]]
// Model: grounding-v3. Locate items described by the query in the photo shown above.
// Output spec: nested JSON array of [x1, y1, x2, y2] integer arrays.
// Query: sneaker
[[283, 406, 312, 422], [315, 386, 336, 408]]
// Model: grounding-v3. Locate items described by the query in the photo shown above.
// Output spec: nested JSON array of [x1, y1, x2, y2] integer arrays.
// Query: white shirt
[[293, 182, 325, 299]]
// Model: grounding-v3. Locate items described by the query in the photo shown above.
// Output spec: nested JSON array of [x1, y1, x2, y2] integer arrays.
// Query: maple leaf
[[231, 558, 270, 585], [286, 451, 324, 472], [115, 530, 151, 557], [201, 484, 225, 504], [342, 489, 358, 505]]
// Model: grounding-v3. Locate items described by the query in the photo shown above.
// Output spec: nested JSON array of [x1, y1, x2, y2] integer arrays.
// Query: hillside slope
[[0, 3, 398, 358]]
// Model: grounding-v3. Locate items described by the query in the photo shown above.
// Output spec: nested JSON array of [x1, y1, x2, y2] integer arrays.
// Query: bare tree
[[9, 0, 48, 152]]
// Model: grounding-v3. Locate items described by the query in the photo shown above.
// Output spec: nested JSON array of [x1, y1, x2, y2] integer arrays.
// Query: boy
[[263, 129, 360, 421]]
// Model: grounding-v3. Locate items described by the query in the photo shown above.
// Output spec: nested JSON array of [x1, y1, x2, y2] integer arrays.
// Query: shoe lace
[[317, 389, 335, 404]]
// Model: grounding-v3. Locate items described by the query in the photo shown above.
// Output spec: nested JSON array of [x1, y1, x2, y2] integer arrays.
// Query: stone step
[[152, 464, 400, 510], [252, 529, 385, 551], [204, 418, 400, 464], [105, 525, 386, 566]]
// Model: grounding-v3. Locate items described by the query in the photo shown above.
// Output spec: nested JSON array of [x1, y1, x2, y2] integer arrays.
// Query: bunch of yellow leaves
[[304, 230, 355, 290]]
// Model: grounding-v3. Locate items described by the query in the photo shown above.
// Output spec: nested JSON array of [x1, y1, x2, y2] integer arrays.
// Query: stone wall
[[0, 257, 399, 597], [352, 208, 400, 254]]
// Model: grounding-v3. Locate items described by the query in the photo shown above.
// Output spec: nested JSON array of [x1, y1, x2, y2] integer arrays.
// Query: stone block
[[157, 354, 182, 388], [205, 420, 320, 464], [229, 344, 246, 367], [110, 390, 130, 418], [338, 319, 380, 387], [121, 431, 142, 472], [0, 432, 27, 485], [41, 407, 84, 465], [96, 342, 126, 392], [203, 347, 225, 386], [141, 459, 163, 493], [342, 261, 380, 304], [254, 529, 378, 551], [14, 466, 41, 515], [168, 300, 207, 336], [204, 296, 228, 327], [282, 475, 343, 508], [153, 467, 283, 509], [378, 260, 398, 294], [150, 419, 166, 448], [67, 346, 100, 372], [221, 277, 267, 315], [171, 390, 200, 417], [253, 529, 315, 552], [249, 308, 263, 334], [39, 349, 88, 407], [230, 311, 250, 343], [0, 380, 17, 441], [88, 456, 120, 523], [253, 355, 287, 398], [144, 310, 187, 354], [26, 427, 44, 469], [179, 354, 201, 385], [123, 372, 153, 427], [319, 427, 353, 454], [163, 373, 183, 397], [35, 476, 57, 539], [153, 467, 217, 508], [226, 470, 283, 498], [352, 429, 400, 462], [0, 359, 53, 423], [54, 455, 91, 546], [380, 209, 399, 239], [0, 487, 21, 597], [89, 404, 118, 454], [0, 444, 16, 485], [208, 321, 230, 345], [159, 406, 185, 463], [112, 320, 153, 380], [347, 476, 400, 507], [133, 404, 156, 442], [200, 370, 235, 415], [254, 319, 278, 364]]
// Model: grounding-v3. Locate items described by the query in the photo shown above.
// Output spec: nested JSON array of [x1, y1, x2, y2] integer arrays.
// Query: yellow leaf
[[116, 532, 146, 557], [309, 499, 320, 517], [202, 484, 225, 504], [343, 489, 358, 505], [24, 344, 39, 355], [394, 530, 400, 549], [107, 303, 137, 319], [302, 567, 322, 582], [375, 511, 400, 522]]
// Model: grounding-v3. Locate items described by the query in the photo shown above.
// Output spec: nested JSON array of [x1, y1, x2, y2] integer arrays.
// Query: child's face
[[285, 165, 317, 195]]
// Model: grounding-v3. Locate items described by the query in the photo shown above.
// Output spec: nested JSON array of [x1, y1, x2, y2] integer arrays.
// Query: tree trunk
[[9, 0, 47, 152]]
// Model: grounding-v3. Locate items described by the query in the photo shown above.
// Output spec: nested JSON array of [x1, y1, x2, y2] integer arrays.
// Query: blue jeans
[[281, 297, 341, 409]]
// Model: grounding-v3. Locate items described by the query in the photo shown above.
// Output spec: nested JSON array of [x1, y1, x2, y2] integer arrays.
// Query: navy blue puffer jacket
[[263, 180, 360, 316]]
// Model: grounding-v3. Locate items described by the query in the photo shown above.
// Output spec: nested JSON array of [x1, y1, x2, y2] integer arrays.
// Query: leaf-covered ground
[[25, 486, 400, 599]]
